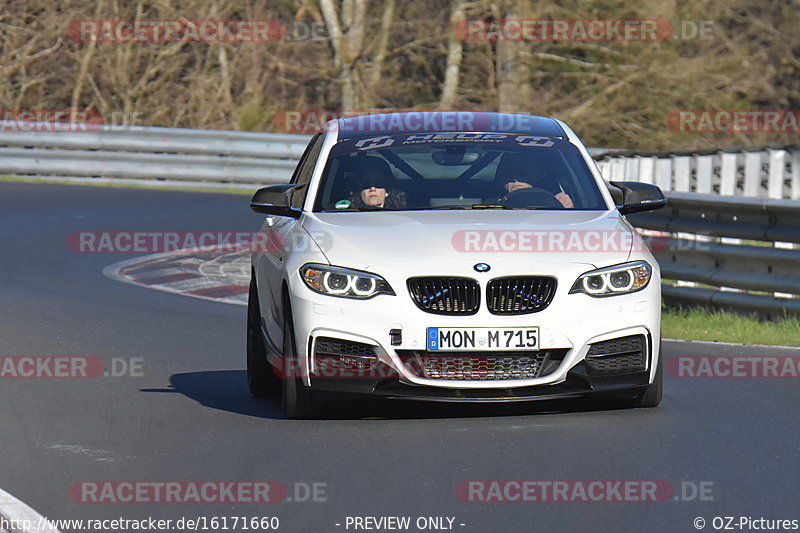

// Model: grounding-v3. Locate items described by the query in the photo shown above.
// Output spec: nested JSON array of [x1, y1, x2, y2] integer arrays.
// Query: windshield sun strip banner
[[329, 133, 572, 156]]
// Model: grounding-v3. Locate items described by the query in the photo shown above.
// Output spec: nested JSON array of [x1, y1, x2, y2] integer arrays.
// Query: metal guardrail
[[2, 123, 797, 198], [628, 193, 800, 316], [0, 125, 311, 184], [0, 122, 797, 316], [595, 145, 800, 200], [596, 144, 800, 316]]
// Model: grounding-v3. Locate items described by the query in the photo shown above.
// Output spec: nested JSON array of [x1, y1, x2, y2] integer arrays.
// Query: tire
[[247, 276, 279, 397], [633, 343, 663, 408], [280, 298, 317, 419]]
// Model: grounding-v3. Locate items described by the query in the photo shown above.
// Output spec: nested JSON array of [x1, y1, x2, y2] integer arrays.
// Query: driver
[[357, 177, 391, 208], [492, 152, 574, 209], [344, 157, 406, 210], [501, 178, 574, 208]]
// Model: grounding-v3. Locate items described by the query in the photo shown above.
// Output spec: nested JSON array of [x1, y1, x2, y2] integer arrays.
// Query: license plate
[[426, 327, 539, 351]]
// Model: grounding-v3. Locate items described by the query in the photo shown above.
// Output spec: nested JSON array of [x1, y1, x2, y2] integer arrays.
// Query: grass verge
[[662, 306, 800, 346]]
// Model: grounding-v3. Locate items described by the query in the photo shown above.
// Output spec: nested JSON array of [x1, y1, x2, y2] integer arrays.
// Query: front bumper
[[287, 262, 661, 399], [307, 359, 653, 403]]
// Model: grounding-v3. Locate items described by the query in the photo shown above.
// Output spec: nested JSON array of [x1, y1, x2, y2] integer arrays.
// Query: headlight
[[569, 261, 652, 297], [300, 264, 395, 299]]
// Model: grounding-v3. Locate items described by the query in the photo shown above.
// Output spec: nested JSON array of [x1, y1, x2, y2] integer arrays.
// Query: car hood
[[302, 210, 636, 271]]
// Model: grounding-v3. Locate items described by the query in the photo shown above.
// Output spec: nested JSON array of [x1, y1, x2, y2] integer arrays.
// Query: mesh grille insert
[[586, 335, 646, 373], [315, 337, 377, 358], [396, 350, 567, 381], [313, 337, 380, 376]]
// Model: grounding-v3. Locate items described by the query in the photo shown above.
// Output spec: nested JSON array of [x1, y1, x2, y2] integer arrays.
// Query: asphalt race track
[[1, 181, 798, 533]]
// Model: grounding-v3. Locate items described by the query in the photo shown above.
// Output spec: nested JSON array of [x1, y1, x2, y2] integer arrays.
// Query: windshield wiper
[[471, 204, 513, 210], [411, 204, 544, 211]]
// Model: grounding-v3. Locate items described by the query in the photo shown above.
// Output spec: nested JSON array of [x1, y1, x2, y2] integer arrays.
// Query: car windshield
[[313, 133, 608, 212]]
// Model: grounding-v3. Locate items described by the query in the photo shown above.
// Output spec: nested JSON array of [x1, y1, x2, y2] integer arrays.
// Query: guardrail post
[[638, 156, 655, 184], [743, 151, 762, 197], [695, 154, 714, 193], [672, 156, 691, 192], [719, 152, 738, 196], [655, 158, 672, 191]]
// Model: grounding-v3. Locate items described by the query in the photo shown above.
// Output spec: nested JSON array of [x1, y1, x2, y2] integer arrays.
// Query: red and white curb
[[103, 248, 249, 306], [0, 488, 60, 533]]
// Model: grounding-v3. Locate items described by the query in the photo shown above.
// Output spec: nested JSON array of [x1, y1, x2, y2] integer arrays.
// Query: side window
[[290, 133, 324, 209]]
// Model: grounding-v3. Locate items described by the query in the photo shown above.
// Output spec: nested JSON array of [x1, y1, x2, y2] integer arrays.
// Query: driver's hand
[[555, 192, 574, 208]]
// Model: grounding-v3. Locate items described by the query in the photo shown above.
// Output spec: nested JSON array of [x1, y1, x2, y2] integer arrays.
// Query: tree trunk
[[494, 0, 532, 113], [363, 0, 395, 108], [439, 0, 464, 110], [320, 0, 368, 110], [71, 0, 106, 114]]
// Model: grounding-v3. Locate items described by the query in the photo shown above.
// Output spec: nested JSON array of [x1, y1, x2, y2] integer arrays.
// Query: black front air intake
[[585, 335, 646, 374], [396, 349, 568, 381]]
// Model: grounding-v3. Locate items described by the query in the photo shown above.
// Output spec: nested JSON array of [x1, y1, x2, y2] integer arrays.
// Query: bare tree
[[493, 0, 532, 113], [439, 0, 465, 109], [362, 0, 394, 108], [0, 0, 796, 149], [319, 0, 368, 109]]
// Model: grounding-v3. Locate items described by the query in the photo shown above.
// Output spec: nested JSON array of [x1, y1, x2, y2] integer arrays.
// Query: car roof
[[330, 111, 568, 140]]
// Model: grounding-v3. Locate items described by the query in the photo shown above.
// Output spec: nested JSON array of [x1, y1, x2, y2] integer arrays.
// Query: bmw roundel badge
[[474, 263, 491, 273]]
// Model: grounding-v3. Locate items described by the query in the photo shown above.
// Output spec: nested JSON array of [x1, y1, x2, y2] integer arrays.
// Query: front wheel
[[633, 344, 663, 408], [247, 276, 279, 397], [280, 300, 317, 419]]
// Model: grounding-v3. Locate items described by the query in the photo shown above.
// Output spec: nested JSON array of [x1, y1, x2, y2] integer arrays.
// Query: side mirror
[[609, 181, 667, 215], [250, 183, 306, 218]]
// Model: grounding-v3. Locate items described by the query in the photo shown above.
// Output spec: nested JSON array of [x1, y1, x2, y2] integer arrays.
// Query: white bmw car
[[247, 112, 666, 418]]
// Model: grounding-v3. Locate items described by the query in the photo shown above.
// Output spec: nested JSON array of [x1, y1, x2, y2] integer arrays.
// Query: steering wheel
[[503, 187, 565, 209]]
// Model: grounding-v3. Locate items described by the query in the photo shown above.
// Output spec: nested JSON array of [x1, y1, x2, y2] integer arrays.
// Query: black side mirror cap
[[250, 183, 306, 218], [609, 181, 667, 215]]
